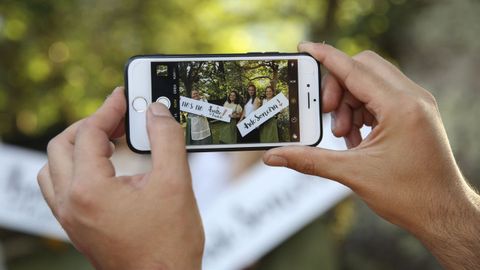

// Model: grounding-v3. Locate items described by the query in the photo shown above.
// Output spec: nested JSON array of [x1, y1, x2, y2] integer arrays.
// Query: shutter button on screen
[[132, 97, 148, 112], [156, 96, 171, 109]]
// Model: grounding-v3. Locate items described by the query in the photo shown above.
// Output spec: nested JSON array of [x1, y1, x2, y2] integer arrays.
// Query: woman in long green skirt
[[219, 90, 243, 144], [260, 86, 279, 143]]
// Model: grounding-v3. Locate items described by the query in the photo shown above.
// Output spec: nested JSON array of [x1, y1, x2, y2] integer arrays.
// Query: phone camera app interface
[[155, 64, 169, 77], [151, 59, 300, 145]]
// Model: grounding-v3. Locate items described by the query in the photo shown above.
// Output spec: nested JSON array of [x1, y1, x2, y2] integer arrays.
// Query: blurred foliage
[[0, 230, 93, 270], [0, 0, 317, 149], [0, 0, 421, 150], [1, 0, 479, 269]]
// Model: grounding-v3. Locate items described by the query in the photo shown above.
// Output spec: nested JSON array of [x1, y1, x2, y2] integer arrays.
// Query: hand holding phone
[[264, 43, 480, 269], [125, 53, 322, 152], [37, 88, 204, 270]]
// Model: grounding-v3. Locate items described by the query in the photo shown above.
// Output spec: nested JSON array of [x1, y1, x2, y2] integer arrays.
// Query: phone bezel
[[125, 52, 322, 153]]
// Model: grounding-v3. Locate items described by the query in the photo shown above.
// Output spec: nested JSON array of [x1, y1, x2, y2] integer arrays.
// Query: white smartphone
[[125, 53, 322, 153]]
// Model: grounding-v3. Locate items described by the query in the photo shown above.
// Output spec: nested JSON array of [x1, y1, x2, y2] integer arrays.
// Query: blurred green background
[[1, 0, 479, 269]]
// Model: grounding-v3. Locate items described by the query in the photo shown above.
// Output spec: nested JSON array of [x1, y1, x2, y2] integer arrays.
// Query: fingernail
[[113, 86, 123, 92], [298, 41, 312, 49], [109, 141, 116, 153], [331, 112, 336, 133], [105, 87, 123, 101], [266, 154, 288, 167], [111, 86, 123, 96], [149, 102, 170, 117], [344, 137, 352, 149]]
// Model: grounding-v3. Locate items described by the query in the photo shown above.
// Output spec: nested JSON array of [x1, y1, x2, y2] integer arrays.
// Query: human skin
[[37, 87, 204, 270], [37, 43, 480, 269], [191, 89, 200, 100], [248, 87, 255, 98], [229, 91, 236, 103], [265, 87, 273, 99], [229, 91, 241, 118], [241, 86, 261, 120], [263, 42, 480, 269]]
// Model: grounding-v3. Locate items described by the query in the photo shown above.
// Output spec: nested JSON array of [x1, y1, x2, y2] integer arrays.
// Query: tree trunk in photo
[[218, 61, 227, 98], [238, 65, 245, 102], [179, 62, 203, 98], [218, 61, 226, 86], [271, 62, 279, 90]]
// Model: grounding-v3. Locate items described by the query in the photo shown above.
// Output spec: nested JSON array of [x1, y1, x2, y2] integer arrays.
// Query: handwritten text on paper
[[179, 96, 233, 123], [236, 92, 289, 137]]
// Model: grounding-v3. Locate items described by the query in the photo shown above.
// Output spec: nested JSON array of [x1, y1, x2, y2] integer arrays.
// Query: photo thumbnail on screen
[[151, 59, 300, 145]]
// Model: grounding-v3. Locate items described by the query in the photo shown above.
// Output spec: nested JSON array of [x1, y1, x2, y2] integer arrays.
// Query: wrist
[[89, 252, 181, 270], [102, 257, 202, 270], [413, 179, 480, 269], [97, 259, 171, 270]]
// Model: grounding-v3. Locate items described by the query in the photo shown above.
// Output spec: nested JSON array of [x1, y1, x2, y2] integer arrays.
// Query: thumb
[[146, 102, 188, 171], [263, 146, 356, 187]]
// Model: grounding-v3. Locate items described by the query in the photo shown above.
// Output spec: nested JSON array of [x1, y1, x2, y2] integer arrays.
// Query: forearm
[[416, 182, 480, 270]]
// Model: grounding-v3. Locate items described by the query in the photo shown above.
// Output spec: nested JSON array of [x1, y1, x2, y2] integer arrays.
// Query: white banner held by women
[[237, 92, 289, 137], [180, 96, 232, 122]]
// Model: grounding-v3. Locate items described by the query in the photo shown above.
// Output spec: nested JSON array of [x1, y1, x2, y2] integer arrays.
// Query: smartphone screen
[[126, 53, 321, 152], [150, 59, 301, 146]]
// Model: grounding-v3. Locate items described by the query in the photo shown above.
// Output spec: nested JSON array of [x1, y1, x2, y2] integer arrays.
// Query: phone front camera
[[307, 84, 310, 87]]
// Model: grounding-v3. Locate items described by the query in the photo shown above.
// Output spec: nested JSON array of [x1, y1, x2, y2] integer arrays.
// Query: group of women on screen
[[186, 85, 281, 145], [219, 84, 280, 144]]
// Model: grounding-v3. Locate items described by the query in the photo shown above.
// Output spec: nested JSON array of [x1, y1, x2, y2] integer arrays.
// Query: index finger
[[298, 42, 390, 104], [73, 87, 126, 179], [46, 119, 84, 195]]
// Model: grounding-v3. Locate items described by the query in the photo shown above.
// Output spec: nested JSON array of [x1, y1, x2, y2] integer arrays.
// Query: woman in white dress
[[240, 84, 261, 143], [186, 89, 212, 145]]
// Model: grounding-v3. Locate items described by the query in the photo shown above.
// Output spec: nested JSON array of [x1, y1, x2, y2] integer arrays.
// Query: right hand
[[263, 43, 480, 266]]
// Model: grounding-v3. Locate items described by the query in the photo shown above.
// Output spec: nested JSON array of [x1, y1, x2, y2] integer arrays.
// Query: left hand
[[37, 87, 204, 270]]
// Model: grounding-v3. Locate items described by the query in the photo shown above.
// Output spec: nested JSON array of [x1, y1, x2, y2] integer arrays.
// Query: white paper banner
[[0, 144, 67, 240], [0, 115, 370, 270], [237, 93, 289, 137], [180, 96, 232, 123], [197, 115, 366, 270]]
